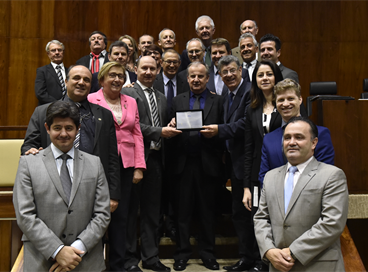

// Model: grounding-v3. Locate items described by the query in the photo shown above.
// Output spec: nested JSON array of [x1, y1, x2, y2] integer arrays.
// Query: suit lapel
[[255, 106, 264, 138], [204, 90, 214, 120], [90, 103, 102, 149], [69, 149, 83, 206], [154, 73, 165, 94], [153, 87, 165, 126], [227, 82, 245, 122], [43, 147, 69, 206], [120, 94, 128, 123], [207, 66, 216, 93], [269, 110, 279, 130], [275, 128, 286, 164], [136, 85, 153, 125], [285, 158, 319, 216], [275, 164, 288, 218], [47, 64, 61, 86]]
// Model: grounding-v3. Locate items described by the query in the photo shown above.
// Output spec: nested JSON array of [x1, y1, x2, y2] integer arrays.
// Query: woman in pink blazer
[[88, 61, 145, 271]]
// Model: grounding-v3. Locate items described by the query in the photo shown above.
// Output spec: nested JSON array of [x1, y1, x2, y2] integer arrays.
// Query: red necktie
[[91, 52, 100, 73]]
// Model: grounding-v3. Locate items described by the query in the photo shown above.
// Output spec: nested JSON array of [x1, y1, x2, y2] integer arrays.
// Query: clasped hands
[[50, 246, 84, 272], [265, 248, 295, 272]]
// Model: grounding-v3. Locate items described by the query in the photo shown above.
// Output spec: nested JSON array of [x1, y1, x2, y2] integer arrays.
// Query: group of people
[[13, 14, 348, 272]]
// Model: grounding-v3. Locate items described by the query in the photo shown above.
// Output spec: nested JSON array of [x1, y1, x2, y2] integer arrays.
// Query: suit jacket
[[76, 53, 110, 69], [279, 63, 299, 83], [13, 147, 110, 271], [231, 46, 261, 64], [21, 100, 120, 200], [177, 49, 191, 73], [243, 106, 281, 188], [259, 125, 335, 185], [35, 64, 67, 105], [254, 157, 348, 271], [90, 70, 137, 94], [207, 65, 250, 96], [218, 80, 251, 180], [170, 89, 224, 177], [88, 90, 146, 169], [121, 83, 168, 163], [153, 71, 187, 97]]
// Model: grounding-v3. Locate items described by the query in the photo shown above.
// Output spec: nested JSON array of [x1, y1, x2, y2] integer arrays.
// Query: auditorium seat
[[0, 139, 23, 187]]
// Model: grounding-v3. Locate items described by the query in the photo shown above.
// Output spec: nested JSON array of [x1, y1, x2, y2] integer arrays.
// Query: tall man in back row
[[13, 101, 110, 271], [254, 117, 348, 272]]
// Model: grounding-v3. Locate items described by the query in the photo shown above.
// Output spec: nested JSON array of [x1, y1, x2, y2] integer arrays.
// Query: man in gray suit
[[254, 117, 348, 272], [13, 101, 110, 272], [259, 33, 299, 83]]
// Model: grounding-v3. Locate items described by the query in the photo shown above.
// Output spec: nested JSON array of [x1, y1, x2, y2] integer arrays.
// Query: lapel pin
[[98, 118, 102, 121], [124, 104, 127, 109]]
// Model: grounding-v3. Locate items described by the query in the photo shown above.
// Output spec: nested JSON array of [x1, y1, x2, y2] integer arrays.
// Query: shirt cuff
[[71, 239, 87, 257], [52, 245, 64, 259]]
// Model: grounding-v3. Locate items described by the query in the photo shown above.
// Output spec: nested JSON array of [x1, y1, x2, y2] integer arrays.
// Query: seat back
[[0, 139, 23, 187]]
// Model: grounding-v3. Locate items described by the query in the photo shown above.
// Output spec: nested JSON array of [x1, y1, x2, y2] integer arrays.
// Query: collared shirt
[[123, 70, 131, 87], [51, 62, 66, 81], [214, 66, 225, 95], [89, 49, 107, 71], [163, 73, 177, 98], [189, 89, 208, 110], [284, 156, 314, 189], [243, 58, 257, 81], [50, 143, 87, 259], [228, 78, 243, 98]]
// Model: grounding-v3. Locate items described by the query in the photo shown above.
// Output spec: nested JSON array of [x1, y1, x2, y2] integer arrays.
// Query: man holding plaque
[[169, 61, 224, 271]]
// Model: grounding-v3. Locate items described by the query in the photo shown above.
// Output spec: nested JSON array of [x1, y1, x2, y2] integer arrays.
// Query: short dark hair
[[109, 40, 129, 55], [46, 101, 80, 128], [89, 31, 108, 49], [260, 33, 281, 51], [211, 38, 231, 54], [143, 44, 163, 56], [285, 116, 319, 140]]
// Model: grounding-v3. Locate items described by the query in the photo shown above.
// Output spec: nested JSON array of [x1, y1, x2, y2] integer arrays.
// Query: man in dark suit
[[90, 40, 137, 93], [169, 62, 224, 271], [35, 40, 67, 105], [21, 65, 120, 213], [232, 20, 259, 64], [178, 15, 216, 72], [259, 33, 299, 83], [121, 56, 181, 272], [239, 33, 259, 81], [76, 31, 109, 73], [208, 38, 250, 95], [201, 55, 253, 272], [258, 78, 335, 185], [13, 101, 111, 272]]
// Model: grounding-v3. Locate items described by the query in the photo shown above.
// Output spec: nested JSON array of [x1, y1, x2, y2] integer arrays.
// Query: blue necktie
[[167, 80, 174, 114], [284, 166, 298, 214], [228, 92, 234, 114]]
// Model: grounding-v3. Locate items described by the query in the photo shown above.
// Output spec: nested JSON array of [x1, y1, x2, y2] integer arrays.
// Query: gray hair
[[239, 20, 258, 31], [186, 38, 205, 51], [218, 55, 241, 72], [45, 40, 64, 52], [187, 61, 210, 77], [195, 15, 215, 31], [162, 49, 181, 61], [238, 33, 258, 48], [158, 28, 176, 41]]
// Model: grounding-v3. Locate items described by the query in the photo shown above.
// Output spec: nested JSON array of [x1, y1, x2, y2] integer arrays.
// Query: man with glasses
[[143, 44, 163, 73], [35, 40, 68, 105]]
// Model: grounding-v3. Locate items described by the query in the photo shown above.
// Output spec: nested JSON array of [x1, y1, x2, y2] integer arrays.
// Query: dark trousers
[[173, 155, 217, 261], [108, 162, 134, 271], [124, 151, 163, 268]]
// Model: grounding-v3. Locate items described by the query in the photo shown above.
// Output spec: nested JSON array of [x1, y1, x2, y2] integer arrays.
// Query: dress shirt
[[214, 66, 225, 95], [189, 89, 208, 110], [50, 143, 87, 259], [163, 73, 177, 98], [227, 78, 243, 98], [284, 156, 314, 189], [243, 58, 257, 81], [123, 70, 131, 87], [50, 62, 66, 81], [89, 49, 107, 71]]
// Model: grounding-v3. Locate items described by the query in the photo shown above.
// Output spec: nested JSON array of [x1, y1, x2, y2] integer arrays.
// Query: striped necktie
[[56, 65, 66, 97], [147, 88, 161, 147]]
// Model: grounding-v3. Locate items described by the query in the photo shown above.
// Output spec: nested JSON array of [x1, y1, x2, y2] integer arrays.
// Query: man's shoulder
[[264, 127, 283, 140], [36, 64, 51, 71]]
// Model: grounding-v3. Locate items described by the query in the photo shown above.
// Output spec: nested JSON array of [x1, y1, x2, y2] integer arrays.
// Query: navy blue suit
[[259, 125, 335, 186]]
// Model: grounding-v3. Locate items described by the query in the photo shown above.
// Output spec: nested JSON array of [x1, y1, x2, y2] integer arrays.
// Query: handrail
[[0, 126, 27, 131]]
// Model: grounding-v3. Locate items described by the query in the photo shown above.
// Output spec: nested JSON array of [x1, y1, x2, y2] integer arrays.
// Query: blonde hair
[[274, 78, 301, 98], [98, 62, 126, 84]]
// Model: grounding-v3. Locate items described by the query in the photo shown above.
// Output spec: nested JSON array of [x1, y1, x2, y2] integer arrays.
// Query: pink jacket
[[88, 89, 146, 170]]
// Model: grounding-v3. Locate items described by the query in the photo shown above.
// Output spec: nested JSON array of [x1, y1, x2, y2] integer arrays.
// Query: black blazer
[[243, 105, 281, 188], [218, 80, 251, 180], [34, 64, 67, 105], [21, 99, 120, 200], [153, 72, 187, 96], [170, 90, 224, 177], [90, 70, 137, 94], [76, 53, 110, 69]]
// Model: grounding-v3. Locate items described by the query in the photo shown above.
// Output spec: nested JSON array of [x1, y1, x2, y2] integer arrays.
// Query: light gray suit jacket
[[254, 157, 348, 272], [13, 147, 110, 272]]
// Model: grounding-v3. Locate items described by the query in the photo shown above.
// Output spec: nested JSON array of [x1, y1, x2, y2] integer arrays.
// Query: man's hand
[[124, 82, 135, 88], [50, 246, 83, 272], [110, 199, 119, 213], [161, 127, 182, 138], [25, 147, 43, 155], [168, 117, 176, 128], [200, 125, 218, 138], [132, 168, 144, 184], [282, 248, 296, 263], [242, 187, 252, 211], [265, 248, 294, 272]]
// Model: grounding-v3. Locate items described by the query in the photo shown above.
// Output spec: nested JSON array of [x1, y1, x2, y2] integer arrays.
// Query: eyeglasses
[[108, 73, 125, 80], [49, 49, 63, 53], [163, 60, 179, 65], [221, 68, 238, 76], [188, 50, 202, 55], [146, 51, 161, 56]]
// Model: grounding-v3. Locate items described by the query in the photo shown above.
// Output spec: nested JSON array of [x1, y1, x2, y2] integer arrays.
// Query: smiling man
[[138, 34, 154, 57], [14, 101, 111, 272], [258, 78, 335, 185], [232, 20, 259, 63], [254, 116, 347, 272], [239, 33, 258, 81], [35, 40, 67, 105], [158, 28, 176, 52], [76, 31, 109, 73]]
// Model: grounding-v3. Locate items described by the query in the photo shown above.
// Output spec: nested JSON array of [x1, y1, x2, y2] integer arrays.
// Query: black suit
[[170, 89, 224, 261], [21, 99, 120, 200], [121, 84, 168, 268], [34, 63, 67, 105], [76, 53, 109, 69], [177, 49, 191, 73], [90, 70, 137, 93]]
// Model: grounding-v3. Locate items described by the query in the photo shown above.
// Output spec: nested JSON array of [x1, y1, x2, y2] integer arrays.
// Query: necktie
[[205, 47, 212, 67], [56, 65, 66, 97], [167, 80, 174, 114], [74, 102, 81, 149], [59, 154, 72, 203], [91, 52, 102, 73], [284, 166, 298, 213], [193, 94, 201, 110], [147, 88, 161, 147], [228, 92, 234, 114], [246, 62, 251, 69]]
